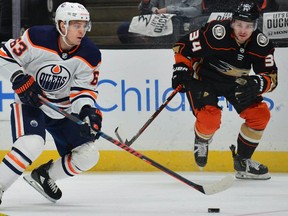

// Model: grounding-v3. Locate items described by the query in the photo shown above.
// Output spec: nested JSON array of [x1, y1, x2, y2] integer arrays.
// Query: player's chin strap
[[60, 35, 74, 48], [59, 27, 74, 48], [59, 25, 87, 48], [37, 94, 234, 195]]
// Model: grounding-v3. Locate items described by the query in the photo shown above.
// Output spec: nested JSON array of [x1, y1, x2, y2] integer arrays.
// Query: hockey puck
[[208, 208, 220, 213]]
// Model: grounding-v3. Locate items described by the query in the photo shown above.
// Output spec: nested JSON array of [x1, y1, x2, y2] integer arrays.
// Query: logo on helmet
[[243, 3, 253, 12], [55, 2, 91, 36], [232, 1, 260, 23]]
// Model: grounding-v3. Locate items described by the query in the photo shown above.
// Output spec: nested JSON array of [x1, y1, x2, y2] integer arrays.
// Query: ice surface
[[0, 172, 287, 216]]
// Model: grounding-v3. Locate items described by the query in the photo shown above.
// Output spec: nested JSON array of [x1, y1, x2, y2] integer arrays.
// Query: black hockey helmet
[[232, 0, 260, 22]]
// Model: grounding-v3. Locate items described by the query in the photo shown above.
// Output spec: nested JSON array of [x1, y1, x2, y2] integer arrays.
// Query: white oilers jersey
[[0, 25, 101, 119]]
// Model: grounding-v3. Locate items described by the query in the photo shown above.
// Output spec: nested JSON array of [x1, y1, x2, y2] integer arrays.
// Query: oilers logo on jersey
[[36, 65, 71, 92], [0, 25, 101, 118]]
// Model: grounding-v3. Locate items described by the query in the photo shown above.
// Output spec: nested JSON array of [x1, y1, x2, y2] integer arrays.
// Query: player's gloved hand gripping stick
[[11, 70, 45, 108], [79, 106, 103, 140], [38, 94, 234, 195], [235, 75, 269, 103]]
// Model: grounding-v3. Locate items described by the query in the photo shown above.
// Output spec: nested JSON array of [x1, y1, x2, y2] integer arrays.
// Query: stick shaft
[[38, 95, 233, 195], [38, 94, 205, 194], [126, 85, 182, 146], [39, 95, 84, 125], [100, 132, 206, 193]]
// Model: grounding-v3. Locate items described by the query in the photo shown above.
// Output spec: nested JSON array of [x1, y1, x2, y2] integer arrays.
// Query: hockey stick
[[115, 85, 182, 146], [38, 95, 234, 195]]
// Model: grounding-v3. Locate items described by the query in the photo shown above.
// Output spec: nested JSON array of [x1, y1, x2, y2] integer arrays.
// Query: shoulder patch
[[212, 24, 226, 40], [257, 33, 269, 47]]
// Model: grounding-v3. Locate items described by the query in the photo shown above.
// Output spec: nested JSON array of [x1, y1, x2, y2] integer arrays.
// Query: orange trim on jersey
[[186, 91, 196, 111], [7, 152, 26, 169], [0, 49, 9, 58], [67, 154, 80, 175], [68, 45, 79, 54], [70, 90, 98, 100], [174, 42, 187, 54], [246, 51, 272, 58], [174, 54, 192, 67], [57, 37, 80, 54], [56, 37, 101, 68], [73, 55, 101, 69], [14, 104, 23, 137], [26, 33, 58, 55], [259, 74, 272, 93]]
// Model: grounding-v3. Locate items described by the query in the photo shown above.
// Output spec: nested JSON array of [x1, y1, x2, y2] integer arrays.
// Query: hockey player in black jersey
[[171, 0, 277, 179]]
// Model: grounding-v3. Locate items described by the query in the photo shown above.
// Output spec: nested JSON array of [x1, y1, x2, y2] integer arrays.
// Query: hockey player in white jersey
[[0, 2, 103, 204]]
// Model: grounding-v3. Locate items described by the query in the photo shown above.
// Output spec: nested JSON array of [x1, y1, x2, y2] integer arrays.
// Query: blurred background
[[1, 0, 288, 49]]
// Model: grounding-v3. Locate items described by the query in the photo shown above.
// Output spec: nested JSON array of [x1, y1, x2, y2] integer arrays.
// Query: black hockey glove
[[11, 70, 44, 108], [235, 75, 268, 104], [79, 106, 103, 140], [172, 63, 191, 92]]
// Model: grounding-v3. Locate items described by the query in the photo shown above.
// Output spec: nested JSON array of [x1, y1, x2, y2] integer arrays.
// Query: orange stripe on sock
[[67, 154, 80, 175], [15, 104, 23, 137], [7, 152, 26, 169], [238, 135, 257, 148]]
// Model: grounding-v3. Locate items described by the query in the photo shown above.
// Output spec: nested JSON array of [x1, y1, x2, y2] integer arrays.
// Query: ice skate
[[194, 136, 210, 168], [23, 160, 62, 202], [230, 145, 271, 180]]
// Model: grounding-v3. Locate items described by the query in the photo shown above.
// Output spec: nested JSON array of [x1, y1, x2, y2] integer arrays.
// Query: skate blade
[[198, 166, 204, 171], [235, 171, 271, 180], [23, 175, 57, 203]]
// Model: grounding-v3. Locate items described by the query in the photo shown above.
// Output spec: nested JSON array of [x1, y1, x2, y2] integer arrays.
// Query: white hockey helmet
[[55, 2, 91, 36]]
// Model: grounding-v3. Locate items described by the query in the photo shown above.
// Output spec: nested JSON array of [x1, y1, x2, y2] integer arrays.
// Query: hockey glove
[[79, 106, 103, 140], [235, 75, 268, 104], [172, 63, 191, 92], [11, 70, 44, 107]]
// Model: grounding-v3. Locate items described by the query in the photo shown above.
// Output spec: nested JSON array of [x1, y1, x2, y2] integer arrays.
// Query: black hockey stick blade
[[114, 127, 124, 143], [98, 131, 234, 195], [114, 127, 130, 145], [115, 85, 183, 146], [38, 95, 234, 195]]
